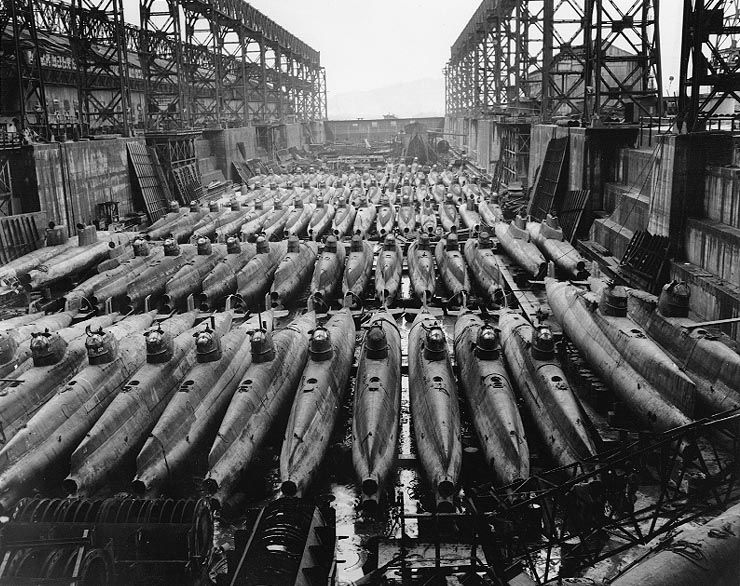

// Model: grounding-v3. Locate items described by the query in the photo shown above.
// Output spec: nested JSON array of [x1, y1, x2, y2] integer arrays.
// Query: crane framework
[[445, 0, 663, 123], [446, 0, 740, 130], [1, 0, 327, 138]]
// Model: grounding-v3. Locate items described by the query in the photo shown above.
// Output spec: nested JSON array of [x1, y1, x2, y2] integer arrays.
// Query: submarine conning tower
[[531, 325, 555, 361], [195, 324, 222, 363], [474, 324, 500, 360], [658, 280, 691, 317], [446, 233, 460, 252], [133, 238, 151, 257], [196, 237, 212, 255], [255, 236, 269, 254], [365, 324, 388, 359], [309, 326, 333, 361], [544, 213, 561, 230], [85, 327, 118, 365], [163, 238, 181, 257], [145, 323, 174, 364], [324, 235, 338, 253], [226, 237, 241, 254], [168, 200, 180, 213], [350, 235, 364, 252], [478, 231, 493, 249], [251, 329, 275, 363], [287, 234, 301, 253], [0, 332, 18, 363], [30, 329, 67, 367], [600, 281, 628, 317], [423, 325, 447, 361]]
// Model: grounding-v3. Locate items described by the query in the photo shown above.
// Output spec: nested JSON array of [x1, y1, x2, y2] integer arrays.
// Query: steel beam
[[140, 0, 186, 131], [72, 0, 132, 136], [678, 0, 740, 132], [183, 0, 223, 128], [3, 0, 326, 139], [470, 410, 740, 584], [2, 0, 51, 140], [446, 0, 662, 124], [587, 0, 662, 123]]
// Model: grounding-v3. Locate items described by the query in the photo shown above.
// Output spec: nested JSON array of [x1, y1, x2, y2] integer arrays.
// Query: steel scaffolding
[[1, 0, 327, 136], [445, 0, 663, 124], [678, 0, 740, 132], [72, 0, 132, 136]]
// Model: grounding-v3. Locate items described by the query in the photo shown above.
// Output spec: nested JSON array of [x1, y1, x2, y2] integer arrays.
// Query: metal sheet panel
[[126, 142, 169, 222], [0, 211, 47, 263]]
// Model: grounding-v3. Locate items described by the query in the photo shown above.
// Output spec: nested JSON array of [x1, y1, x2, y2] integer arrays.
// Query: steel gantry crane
[[1, 0, 328, 137], [445, 0, 662, 124], [678, 0, 740, 132]]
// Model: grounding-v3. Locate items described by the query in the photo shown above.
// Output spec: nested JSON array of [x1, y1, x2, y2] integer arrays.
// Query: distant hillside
[[328, 77, 444, 120]]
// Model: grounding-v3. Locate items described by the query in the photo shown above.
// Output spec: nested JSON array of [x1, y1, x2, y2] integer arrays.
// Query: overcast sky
[[122, 0, 684, 115]]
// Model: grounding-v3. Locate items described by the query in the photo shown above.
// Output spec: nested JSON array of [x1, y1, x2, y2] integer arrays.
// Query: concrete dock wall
[[8, 123, 296, 234], [22, 137, 145, 228], [705, 166, 740, 229], [685, 217, 740, 285], [203, 127, 258, 182]]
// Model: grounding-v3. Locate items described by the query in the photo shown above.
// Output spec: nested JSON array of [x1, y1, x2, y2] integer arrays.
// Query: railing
[[0, 132, 23, 150]]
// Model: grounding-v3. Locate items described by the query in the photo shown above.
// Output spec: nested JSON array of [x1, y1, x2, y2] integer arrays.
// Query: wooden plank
[[528, 136, 569, 221], [127, 142, 169, 222], [232, 161, 252, 184], [0, 220, 10, 264], [559, 189, 590, 243], [0, 212, 47, 263]]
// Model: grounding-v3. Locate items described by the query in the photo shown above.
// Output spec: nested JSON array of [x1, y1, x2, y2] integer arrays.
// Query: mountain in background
[[328, 77, 445, 120]]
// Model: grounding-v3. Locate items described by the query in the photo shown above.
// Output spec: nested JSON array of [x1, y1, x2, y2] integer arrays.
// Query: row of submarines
[[0, 297, 601, 516]]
